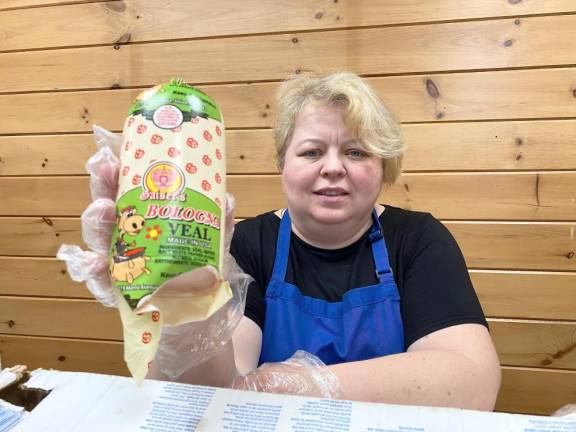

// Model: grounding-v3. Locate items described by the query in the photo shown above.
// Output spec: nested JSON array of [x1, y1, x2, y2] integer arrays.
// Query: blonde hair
[[274, 72, 405, 185]]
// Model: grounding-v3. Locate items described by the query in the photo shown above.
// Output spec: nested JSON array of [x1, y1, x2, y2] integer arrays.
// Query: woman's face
[[281, 104, 384, 230]]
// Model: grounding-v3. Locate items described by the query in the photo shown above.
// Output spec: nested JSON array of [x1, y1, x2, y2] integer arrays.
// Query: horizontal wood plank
[[1, 217, 576, 271], [490, 320, 576, 370], [0, 334, 127, 375], [3, 120, 576, 175], [2, 16, 576, 93], [2, 173, 576, 221], [0, 257, 91, 298], [0, 0, 106, 11], [449, 222, 576, 271], [1, 296, 574, 370], [0, 217, 83, 256], [2, 1, 576, 51], [0, 0, 576, 50], [498, 367, 576, 415], [0, 297, 122, 339], [2, 68, 576, 135], [0, 333, 573, 415], [2, 258, 574, 321], [472, 270, 576, 321]]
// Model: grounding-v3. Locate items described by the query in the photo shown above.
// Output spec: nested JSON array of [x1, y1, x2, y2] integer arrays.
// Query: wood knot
[[572, 89, 576, 98], [116, 33, 131, 44], [58, 356, 66, 362], [435, 112, 444, 120], [315, 12, 324, 19], [113, 44, 121, 50], [503, 39, 514, 47], [60, 269, 67, 275], [508, 0, 522, 4], [291, 37, 299, 44], [403, 183, 410, 193], [425, 79, 441, 99], [514, 19, 521, 26], [8, 320, 15, 328], [239, 155, 245, 160], [106, 1, 126, 12], [515, 154, 522, 161], [541, 358, 552, 366], [110, 83, 122, 90], [295, 68, 302, 74], [566, 251, 575, 259], [515, 138, 523, 146], [41, 216, 53, 226], [265, 104, 270, 109]]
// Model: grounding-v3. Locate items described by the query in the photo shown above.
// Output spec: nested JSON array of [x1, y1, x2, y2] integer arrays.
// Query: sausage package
[[111, 79, 233, 382], [112, 79, 228, 308]]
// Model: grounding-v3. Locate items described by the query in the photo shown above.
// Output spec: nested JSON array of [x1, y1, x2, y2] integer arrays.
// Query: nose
[[320, 151, 346, 177]]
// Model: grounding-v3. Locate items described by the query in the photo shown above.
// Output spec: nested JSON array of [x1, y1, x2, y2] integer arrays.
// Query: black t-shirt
[[230, 205, 487, 349]]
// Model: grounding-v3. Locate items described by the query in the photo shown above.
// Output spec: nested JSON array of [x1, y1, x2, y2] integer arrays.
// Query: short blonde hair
[[274, 72, 405, 185]]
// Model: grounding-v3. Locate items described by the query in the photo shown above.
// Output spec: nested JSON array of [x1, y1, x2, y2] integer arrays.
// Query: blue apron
[[259, 209, 405, 366]]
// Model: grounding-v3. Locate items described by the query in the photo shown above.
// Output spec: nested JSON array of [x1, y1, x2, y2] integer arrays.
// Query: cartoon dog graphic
[[110, 206, 151, 284]]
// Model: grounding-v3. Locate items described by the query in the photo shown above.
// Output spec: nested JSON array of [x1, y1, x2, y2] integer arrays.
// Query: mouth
[[314, 188, 349, 197]]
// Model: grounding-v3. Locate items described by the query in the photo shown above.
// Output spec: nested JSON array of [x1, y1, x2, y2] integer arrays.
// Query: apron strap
[[369, 208, 393, 281], [270, 210, 292, 282]]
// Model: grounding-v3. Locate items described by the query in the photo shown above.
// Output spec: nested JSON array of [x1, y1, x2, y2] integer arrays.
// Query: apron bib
[[259, 209, 405, 366]]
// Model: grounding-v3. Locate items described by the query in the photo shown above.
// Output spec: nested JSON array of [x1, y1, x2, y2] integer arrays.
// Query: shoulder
[[233, 211, 281, 239], [231, 211, 281, 257], [379, 204, 455, 262], [379, 204, 438, 236]]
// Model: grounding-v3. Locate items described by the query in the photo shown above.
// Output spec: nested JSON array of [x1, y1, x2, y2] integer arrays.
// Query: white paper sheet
[[10, 370, 576, 432]]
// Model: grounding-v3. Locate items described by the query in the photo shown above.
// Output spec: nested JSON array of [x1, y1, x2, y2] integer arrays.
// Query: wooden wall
[[1, 0, 575, 416]]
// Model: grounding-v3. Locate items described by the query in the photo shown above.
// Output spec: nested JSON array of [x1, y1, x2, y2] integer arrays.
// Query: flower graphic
[[145, 225, 162, 240]]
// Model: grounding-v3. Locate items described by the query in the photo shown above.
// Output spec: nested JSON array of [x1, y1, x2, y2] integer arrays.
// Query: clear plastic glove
[[57, 125, 252, 379], [57, 126, 120, 307], [232, 351, 343, 399]]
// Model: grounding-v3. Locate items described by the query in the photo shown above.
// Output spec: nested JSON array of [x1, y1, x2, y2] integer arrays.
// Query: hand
[[232, 351, 343, 399], [57, 127, 120, 307], [58, 125, 252, 380]]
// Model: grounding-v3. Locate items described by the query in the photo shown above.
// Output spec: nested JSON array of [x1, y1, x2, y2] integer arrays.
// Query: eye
[[132, 222, 138, 229], [300, 149, 321, 158], [346, 148, 369, 159]]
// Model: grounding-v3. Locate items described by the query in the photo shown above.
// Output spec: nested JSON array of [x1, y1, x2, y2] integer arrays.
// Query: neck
[[283, 205, 384, 250]]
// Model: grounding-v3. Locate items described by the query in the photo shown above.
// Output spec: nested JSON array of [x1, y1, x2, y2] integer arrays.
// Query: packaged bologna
[[110, 79, 226, 309]]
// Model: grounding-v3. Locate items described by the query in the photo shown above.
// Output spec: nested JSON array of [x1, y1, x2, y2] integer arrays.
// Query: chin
[[309, 208, 355, 225]]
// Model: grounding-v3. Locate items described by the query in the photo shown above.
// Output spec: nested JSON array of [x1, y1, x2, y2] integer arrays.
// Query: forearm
[[330, 350, 501, 411], [147, 341, 239, 388]]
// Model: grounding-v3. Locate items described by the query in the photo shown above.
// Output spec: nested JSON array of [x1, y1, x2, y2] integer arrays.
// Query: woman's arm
[[329, 323, 501, 411], [148, 316, 262, 386]]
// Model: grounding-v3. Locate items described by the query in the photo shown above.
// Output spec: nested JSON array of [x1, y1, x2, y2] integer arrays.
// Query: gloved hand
[[56, 126, 121, 307], [57, 125, 251, 379], [232, 351, 343, 399]]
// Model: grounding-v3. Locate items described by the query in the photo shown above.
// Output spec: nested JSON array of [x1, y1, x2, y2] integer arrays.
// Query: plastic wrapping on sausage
[[58, 121, 253, 381]]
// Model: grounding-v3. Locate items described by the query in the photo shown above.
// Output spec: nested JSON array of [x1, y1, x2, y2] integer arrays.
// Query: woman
[[72, 72, 501, 410], [222, 73, 501, 410]]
